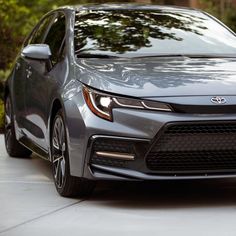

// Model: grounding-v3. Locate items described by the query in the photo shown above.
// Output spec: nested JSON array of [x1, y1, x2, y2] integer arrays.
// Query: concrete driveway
[[1, 135, 236, 236]]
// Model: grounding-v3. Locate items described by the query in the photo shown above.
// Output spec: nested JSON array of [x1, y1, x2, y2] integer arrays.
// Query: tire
[[51, 109, 95, 197], [4, 95, 32, 157]]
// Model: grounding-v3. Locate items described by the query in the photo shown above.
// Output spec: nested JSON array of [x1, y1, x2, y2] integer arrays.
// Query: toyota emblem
[[211, 96, 226, 104]]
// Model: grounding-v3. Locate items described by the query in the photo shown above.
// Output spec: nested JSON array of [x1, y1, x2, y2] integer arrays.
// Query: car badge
[[211, 96, 226, 104]]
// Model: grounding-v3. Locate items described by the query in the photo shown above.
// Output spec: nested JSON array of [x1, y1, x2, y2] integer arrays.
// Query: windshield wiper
[[186, 54, 236, 58], [76, 53, 119, 59], [134, 54, 187, 59], [77, 53, 236, 59], [134, 54, 236, 59]]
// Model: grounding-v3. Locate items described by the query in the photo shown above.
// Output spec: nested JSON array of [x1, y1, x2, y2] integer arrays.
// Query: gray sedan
[[4, 4, 236, 197]]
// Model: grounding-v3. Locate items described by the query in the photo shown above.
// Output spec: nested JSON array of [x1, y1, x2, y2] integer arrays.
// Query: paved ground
[[1, 135, 236, 236]]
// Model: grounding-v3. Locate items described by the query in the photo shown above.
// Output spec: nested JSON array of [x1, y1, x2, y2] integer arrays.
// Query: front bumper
[[64, 91, 236, 180], [90, 165, 236, 180], [85, 121, 236, 180]]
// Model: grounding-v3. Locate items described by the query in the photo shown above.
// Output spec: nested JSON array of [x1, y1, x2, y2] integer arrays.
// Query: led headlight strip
[[83, 86, 172, 121]]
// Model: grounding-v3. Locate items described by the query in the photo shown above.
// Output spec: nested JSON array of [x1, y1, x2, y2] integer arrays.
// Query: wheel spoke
[[55, 161, 59, 181], [5, 129, 11, 149], [58, 164, 62, 187], [59, 124, 64, 147], [61, 157, 65, 177], [62, 142, 66, 152], [53, 137, 59, 150], [53, 155, 63, 164], [55, 126, 59, 146], [52, 115, 66, 189]]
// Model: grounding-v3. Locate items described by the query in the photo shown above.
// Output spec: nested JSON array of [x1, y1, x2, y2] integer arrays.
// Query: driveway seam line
[[0, 199, 85, 234]]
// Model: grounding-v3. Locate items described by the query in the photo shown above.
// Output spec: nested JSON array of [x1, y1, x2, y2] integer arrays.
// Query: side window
[[24, 14, 54, 47], [44, 13, 66, 65], [30, 15, 55, 44]]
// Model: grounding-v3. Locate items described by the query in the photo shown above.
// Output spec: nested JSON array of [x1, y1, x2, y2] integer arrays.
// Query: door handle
[[16, 62, 21, 70], [26, 67, 32, 79]]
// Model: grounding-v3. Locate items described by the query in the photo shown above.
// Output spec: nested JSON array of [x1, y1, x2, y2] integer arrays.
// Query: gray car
[[4, 4, 236, 197]]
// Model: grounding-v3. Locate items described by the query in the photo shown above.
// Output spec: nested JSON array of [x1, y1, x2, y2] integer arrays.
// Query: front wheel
[[51, 110, 95, 197]]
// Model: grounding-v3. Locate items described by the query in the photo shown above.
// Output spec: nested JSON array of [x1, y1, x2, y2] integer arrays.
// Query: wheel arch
[[48, 98, 63, 161], [50, 99, 63, 129]]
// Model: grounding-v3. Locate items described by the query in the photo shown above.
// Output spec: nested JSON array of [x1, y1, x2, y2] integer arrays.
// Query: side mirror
[[22, 44, 51, 60]]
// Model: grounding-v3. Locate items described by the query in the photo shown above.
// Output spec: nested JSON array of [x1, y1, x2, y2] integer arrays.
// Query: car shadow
[[29, 155, 236, 209], [89, 178, 236, 210]]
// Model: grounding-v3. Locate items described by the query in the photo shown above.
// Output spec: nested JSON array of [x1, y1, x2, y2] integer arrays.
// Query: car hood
[[76, 57, 236, 98]]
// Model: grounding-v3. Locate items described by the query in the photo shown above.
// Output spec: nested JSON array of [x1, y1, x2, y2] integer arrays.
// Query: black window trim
[[23, 12, 56, 47], [23, 10, 67, 69], [43, 11, 67, 67]]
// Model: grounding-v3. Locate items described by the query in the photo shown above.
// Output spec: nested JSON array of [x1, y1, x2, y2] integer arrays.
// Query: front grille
[[146, 122, 236, 174], [171, 104, 236, 114]]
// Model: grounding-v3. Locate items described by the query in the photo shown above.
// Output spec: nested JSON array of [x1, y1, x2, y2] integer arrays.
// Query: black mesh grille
[[171, 104, 236, 114], [91, 157, 127, 168], [146, 122, 236, 173], [92, 139, 134, 153]]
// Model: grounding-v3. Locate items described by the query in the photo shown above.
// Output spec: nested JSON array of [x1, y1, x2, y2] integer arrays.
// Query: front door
[[20, 13, 55, 149], [12, 56, 28, 137], [24, 12, 66, 151]]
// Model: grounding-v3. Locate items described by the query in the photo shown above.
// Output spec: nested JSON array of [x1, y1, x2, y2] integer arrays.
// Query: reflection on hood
[[76, 57, 236, 97]]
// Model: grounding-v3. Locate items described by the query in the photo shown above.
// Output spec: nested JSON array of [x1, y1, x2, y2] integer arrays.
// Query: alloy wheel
[[52, 116, 66, 189]]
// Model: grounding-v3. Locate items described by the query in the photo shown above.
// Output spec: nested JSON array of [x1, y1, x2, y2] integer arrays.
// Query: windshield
[[74, 9, 236, 58]]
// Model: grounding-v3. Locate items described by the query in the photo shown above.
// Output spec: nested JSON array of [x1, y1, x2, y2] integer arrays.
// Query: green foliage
[[0, 69, 10, 81], [0, 0, 29, 69], [200, 0, 236, 31], [199, 0, 220, 17], [223, 8, 236, 32], [0, 0, 127, 72]]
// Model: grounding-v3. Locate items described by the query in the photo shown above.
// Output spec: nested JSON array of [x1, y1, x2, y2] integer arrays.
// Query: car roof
[[59, 3, 200, 13]]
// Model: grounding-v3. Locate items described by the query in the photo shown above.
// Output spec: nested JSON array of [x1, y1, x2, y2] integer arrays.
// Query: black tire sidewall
[[4, 96, 17, 153]]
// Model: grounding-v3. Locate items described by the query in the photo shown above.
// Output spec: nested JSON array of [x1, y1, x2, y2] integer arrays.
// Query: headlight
[[82, 86, 172, 121]]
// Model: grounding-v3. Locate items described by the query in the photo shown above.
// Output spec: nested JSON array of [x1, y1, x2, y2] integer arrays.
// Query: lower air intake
[[90, 138, 135, 168], [146, 122, 236, 174]]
